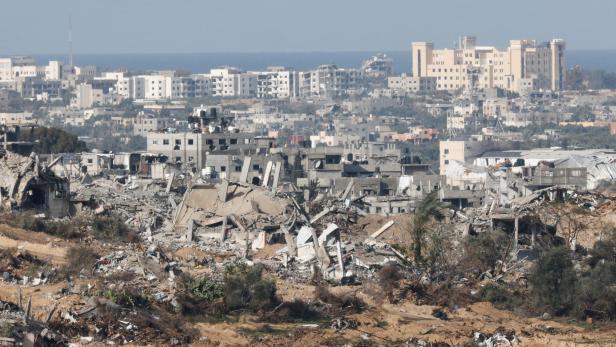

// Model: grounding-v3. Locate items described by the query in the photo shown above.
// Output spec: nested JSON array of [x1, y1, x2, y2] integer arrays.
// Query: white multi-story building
[[72, 83, 106, 109], [44, 61, 63, 80], [388, 73, 437, 93], [411, 36, 566, 93], [0, 56, 38, 82], [306, 64, 363, 97], [254, 67, 300, 99], [210, 68, 257, 98]]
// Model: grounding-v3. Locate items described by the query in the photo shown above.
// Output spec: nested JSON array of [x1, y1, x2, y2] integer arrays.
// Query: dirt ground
[[0, 224, 68, 264], [2, 222, 616, 346]]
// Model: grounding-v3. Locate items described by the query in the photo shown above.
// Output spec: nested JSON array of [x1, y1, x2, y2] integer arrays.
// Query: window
[[230, 138, 237, 145], [175, 139, 181, 145], [163, 139, 169, 145], [187, 139, 194, 145], [235, 166, 242, 172], [152, 140, 158, 145], [219, 139, 226, 145], [444, 149, 449, 154], [444, 160, 449, 165], [87, 159, 93, 164], [220, 166, 226, 172], [252, 164, 260, 171]]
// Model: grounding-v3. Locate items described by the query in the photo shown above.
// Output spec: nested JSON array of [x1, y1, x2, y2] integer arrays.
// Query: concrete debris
[[0, 151, 70, 218], [368, 220, 395, 239]]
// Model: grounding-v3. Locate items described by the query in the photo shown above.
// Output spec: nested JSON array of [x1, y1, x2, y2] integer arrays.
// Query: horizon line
[[6, 48, 616, 56]]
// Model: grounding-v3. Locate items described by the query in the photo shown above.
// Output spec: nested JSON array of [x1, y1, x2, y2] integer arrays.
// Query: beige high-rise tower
[[550, 39, 566, 91], [410, 36, 566, 93]]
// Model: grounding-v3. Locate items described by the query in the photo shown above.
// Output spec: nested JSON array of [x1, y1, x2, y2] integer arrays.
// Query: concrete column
[[513, 216, 519, 260]]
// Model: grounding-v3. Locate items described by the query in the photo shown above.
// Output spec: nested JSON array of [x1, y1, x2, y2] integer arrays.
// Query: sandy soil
[[0, 224, 68, 265]]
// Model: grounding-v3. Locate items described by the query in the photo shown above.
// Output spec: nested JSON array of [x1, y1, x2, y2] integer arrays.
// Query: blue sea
[[31, 50, 616, 74]]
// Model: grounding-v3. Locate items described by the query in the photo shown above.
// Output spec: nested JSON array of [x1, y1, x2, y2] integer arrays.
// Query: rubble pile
[[0, 151, 70, 218], [0, 151, 614, 345], [0, 248, 56, 286]]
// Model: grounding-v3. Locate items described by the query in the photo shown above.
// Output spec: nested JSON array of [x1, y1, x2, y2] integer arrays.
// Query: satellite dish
[[314, 160, 323, 169]]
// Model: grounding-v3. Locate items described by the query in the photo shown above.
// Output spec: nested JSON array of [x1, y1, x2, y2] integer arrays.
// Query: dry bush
[[224, 263, 278, 313], [105, 270, 136, 283], [378, 263, 402, 303], [91, 216, 138, 243], [458, 230, 511, 279], [260, 299, 321, 323], [314, 284, 365, 313], [63, 246, 98, 276]]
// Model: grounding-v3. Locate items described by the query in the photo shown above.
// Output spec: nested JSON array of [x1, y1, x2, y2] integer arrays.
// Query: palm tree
[[411, 191, 448, 264]]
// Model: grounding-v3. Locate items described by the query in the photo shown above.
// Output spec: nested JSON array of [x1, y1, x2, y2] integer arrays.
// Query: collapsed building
[[0, 150, 70, 218]]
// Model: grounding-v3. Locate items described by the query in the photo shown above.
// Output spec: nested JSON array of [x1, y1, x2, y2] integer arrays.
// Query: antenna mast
[[68, 15, 73, 66]]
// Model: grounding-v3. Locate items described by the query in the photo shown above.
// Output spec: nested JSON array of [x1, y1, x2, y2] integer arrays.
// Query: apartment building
[[387, 73, 437, 93], [133, 112, 172, 135], [146, 131, 266, 167], [72, 83, 106, 109], [0, 112, 35, 126], [306, 65, 363, 97], [255, 67, 300, 99], [209, 67, 257, 98], [411, 36, 566, 93]]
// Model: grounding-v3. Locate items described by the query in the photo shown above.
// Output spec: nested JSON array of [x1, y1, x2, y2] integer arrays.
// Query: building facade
[[411, 36, 566, 93]]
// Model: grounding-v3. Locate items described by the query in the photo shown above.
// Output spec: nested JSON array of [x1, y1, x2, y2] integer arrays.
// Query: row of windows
[[153, 138, 250, 146]]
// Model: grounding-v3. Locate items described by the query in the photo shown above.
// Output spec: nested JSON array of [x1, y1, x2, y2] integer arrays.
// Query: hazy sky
[[2, 0, 616, 54]]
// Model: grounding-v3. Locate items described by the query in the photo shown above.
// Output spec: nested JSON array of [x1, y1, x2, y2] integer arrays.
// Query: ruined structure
[[0, 151, 70, 218]]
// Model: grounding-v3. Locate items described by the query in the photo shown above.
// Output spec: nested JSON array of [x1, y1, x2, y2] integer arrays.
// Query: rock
[[542, 312, 552, 320]]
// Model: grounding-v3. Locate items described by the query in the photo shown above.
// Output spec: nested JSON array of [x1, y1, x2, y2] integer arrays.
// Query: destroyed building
[[0, 150, 70, 218]]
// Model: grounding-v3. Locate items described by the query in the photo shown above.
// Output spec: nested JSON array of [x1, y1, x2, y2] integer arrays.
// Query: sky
[[2, 0, 616, 54]]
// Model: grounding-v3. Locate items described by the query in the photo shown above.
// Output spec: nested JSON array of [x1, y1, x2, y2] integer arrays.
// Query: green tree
[[529, 247, 577, 315], [18, 126, 87, 153], [411, 191, 447, 264]]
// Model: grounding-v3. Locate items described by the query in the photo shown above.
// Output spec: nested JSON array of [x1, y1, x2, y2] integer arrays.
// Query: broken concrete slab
[[310, 207, 331, 224], [186, 219, 194, 242], [318, 223, 339, 245], [165, 172, 175, 193], [271, 161, 282, 193], [251, 231, 266, 251], [218, 180, 229, 202], [262, 161, 273, 187], [239, 156, 252, 183], [369, 220, 395, 239], [297, 243, 316, 262], [296, 226, 314, 246]]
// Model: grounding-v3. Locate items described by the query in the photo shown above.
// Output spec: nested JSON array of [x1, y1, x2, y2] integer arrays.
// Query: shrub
[[223, 263, 277, 312], [477, 284, 524, 311], [378, 263, 402, 302], [261, 299, 320, 323], [63, 246, 98, 276], [91, 216, 137, 242], [589, 227, 616, 267], [529, 247, 577, 315], [460, 230, 511, 277], [314, 284, 364, 313], [98, 287, 149, 309], [184, 276, 224, 302], [574, 261, 616, 320]]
